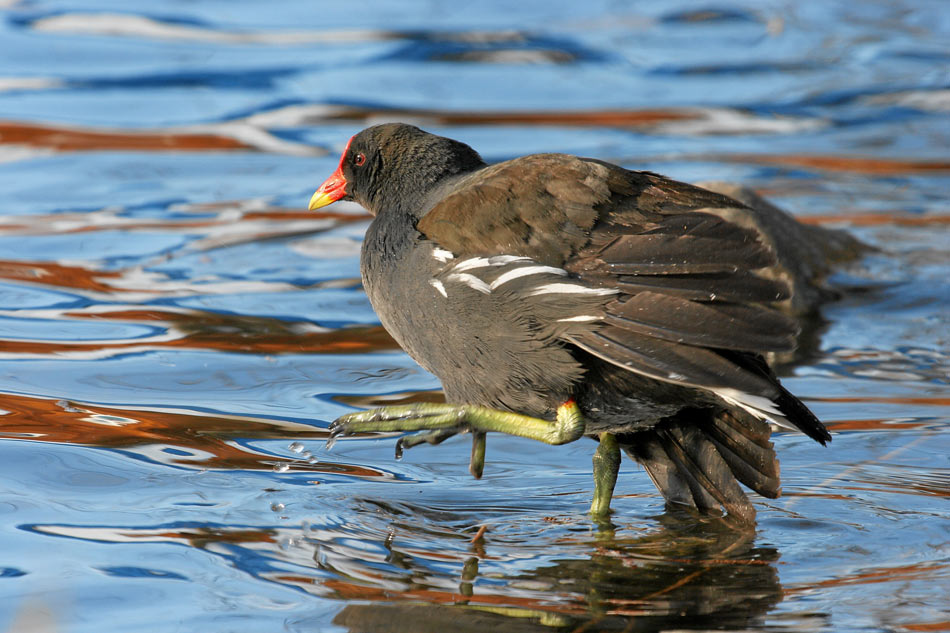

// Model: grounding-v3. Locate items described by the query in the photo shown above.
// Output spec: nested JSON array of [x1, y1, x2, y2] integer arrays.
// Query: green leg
[[328, 400, 586, 448], [394, 428, 456, 459], [469, 432, 486, 479], [589, 433, 620, 518], [393, 428, 486, 477]]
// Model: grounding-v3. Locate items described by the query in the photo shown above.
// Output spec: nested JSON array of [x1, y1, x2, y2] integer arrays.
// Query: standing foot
[[590, 433, 620, 519], [469, 432, 486, 479]]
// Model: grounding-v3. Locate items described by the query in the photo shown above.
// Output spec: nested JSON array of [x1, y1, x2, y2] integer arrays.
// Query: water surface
[[0, 1, 948, 632]]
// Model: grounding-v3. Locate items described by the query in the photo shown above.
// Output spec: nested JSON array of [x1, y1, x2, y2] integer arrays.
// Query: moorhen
[[309, 123, 831, 522]]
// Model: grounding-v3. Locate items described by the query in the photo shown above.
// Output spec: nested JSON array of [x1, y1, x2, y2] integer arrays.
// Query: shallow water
[[1, 1, 948, 632]]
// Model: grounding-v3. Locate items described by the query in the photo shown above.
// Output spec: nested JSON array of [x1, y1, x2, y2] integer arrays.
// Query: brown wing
[[418, 153, 799, 406], [418, 154, 609, 265]]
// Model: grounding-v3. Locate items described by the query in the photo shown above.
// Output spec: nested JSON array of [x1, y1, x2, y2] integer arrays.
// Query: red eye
[[354, 152, 366, 166]]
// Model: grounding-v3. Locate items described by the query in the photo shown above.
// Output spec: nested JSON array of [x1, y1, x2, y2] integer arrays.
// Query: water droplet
[[325, 437, 337, 451], [270, 502, 285, 513], [307, 455, 319, 464], [56, 400, 83, 413], [313, 545, 328, 567], [288, 442, 304, 453], [273, 463, 290, 473]]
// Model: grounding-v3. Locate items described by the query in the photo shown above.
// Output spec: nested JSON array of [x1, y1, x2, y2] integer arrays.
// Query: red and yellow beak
[[308, 168, 346, 210], [308, 137, 353, 211]]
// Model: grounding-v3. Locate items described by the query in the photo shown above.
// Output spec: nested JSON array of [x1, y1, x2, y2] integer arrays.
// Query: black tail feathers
[[719, 349, 831, 446], [621, 409, 785, 523], [773, 381, 831, 445]]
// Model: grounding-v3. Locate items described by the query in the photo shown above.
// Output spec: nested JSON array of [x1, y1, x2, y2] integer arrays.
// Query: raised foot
[[327, 400, 586, 449]]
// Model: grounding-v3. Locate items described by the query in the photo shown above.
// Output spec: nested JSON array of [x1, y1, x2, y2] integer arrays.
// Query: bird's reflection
[[326, 513, 782, 633]]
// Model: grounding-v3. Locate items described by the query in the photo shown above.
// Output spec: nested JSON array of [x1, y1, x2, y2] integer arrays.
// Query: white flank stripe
[[429, 279, 448, 298], [487, 255, 530, 265], [491, 265, 566, 289], [432, 248, 455, 262], [557, 315, 601, 322], [453, 255, 529, 271], [453, 257, 494, 271], [527, 283, 617, 297], [446, 273, 491, 294]]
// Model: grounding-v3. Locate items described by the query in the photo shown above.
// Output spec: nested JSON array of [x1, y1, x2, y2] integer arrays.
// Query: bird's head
[[308, 123, 484, 217]]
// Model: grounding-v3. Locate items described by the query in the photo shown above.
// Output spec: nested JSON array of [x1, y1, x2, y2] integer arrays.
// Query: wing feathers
[[615, 272, 789, 304], [605, 292, 798, 352], [599, 233, 774, 275], [568, 326, 778, 397]]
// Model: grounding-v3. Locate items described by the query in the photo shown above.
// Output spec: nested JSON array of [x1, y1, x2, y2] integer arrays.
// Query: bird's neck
[[368, 161, 486, 222], [361, 204, 420, 280]]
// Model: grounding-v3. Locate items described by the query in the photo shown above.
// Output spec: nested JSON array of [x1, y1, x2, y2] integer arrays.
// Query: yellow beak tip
[[308, 191, 336, 211]]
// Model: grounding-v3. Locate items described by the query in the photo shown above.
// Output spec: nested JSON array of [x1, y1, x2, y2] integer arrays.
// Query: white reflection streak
[[32, 13, 394, 45], [0, 77, 65, 92], [653, 107, 828, 136], [0, 345, 175, 361]]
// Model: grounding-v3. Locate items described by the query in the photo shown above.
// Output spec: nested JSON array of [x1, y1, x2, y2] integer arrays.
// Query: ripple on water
[[0, 1, 949, 631]]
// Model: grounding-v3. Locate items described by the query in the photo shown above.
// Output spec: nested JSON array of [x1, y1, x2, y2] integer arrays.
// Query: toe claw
[[326, 422, 345, 450]]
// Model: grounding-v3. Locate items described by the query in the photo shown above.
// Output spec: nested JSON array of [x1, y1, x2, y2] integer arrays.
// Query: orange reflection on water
[[824, 418, 930, 433], [799, 212, 950, 227], [0, 120, 250, 152], [34, 523, 279, 547], [901, 621, 950, 632], [0, 300, 399, 357], [0, 392, 387, 478], [291, 105, 701, 128], [719, 153, 950, 174], [818, 396, 950, 406], [0, 259, 122, 293], [785, 561, 948, 594]]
